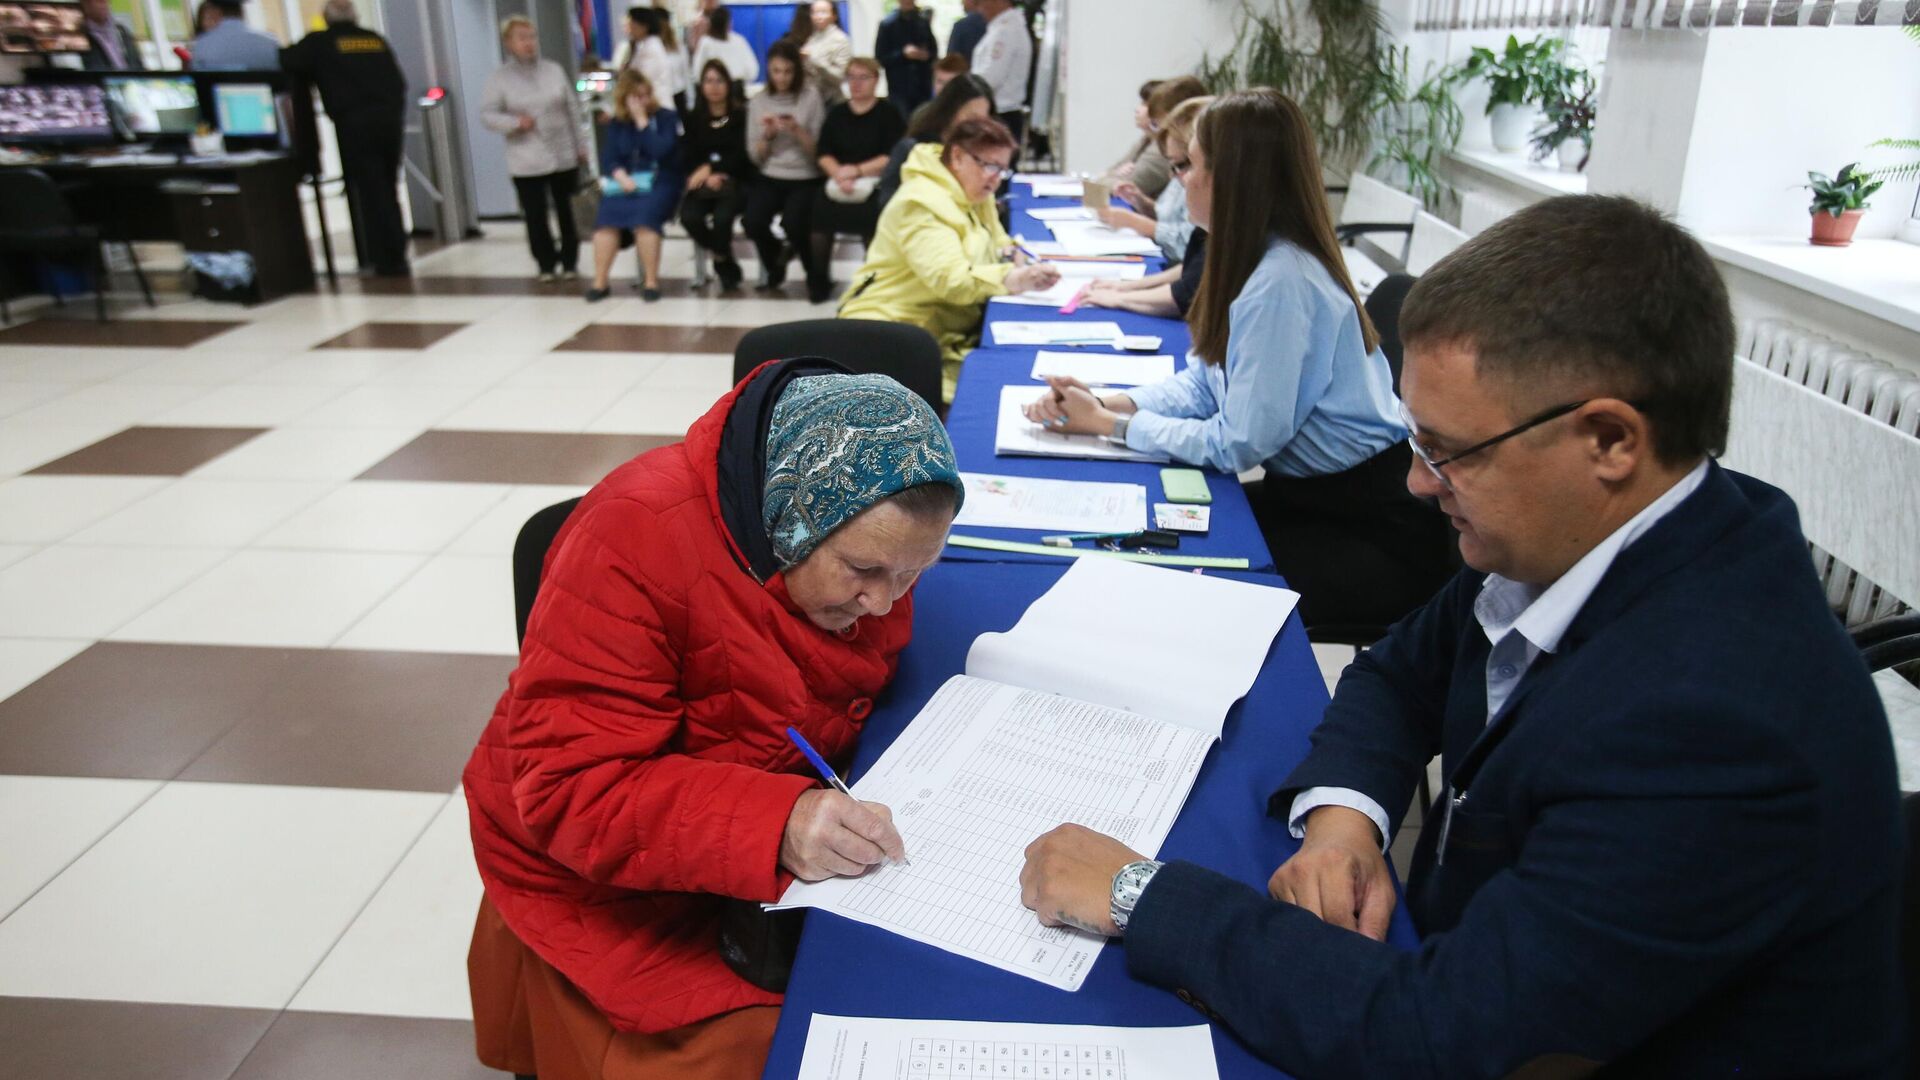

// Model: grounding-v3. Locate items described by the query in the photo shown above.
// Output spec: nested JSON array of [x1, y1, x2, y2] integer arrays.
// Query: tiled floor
[[0, 224, 838, 1077]]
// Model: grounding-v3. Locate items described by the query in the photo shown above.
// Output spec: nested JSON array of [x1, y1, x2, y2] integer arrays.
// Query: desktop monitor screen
[[0, 82, 110, 142], [0, 2, 88, 55], [213, 82, 278, 137], [106, 75, 200, 136]]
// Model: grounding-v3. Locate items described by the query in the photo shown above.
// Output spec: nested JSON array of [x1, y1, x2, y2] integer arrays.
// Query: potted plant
[[1457, 35, 1568, 153], [1803, 164, 1882, 247], [1530, 69, 1595, 172], [1368, 47, 1464, 208]]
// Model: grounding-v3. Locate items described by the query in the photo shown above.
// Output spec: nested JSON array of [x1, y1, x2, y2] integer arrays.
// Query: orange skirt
[[468, 895, 780, 1080]]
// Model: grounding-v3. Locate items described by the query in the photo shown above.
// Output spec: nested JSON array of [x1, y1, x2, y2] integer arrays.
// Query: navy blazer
[[1125, 462, 1905, 1078]]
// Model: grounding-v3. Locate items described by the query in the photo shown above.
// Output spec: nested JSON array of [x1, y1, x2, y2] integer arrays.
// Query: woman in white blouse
[[689, 4, 758, 88], [799, 0, 851, 106]]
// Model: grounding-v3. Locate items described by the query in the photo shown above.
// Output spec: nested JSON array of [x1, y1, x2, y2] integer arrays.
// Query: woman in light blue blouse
[[1027, 88, 1453, 631]]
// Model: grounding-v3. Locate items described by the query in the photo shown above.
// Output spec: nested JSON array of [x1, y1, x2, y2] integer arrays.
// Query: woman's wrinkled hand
[[780, 789, 908, 881]]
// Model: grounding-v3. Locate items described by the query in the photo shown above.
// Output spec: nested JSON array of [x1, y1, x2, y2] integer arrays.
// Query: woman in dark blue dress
[[588, 68, 683, 302]]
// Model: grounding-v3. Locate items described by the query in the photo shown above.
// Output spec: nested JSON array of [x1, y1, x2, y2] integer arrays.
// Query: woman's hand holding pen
[[1023, 376, 1135, 436], [780, 789, 907, 881], [1004, 262, 1061, 294]]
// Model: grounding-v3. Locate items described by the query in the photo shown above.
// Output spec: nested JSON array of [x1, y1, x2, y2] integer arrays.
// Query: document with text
[[795, 1015, 1219, 1080], [953, 473, 1148, 534], [1029, 350, 1176, 387]]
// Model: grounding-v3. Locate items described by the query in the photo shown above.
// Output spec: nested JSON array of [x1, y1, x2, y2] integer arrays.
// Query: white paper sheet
[[988, 278, 1091, 309], [1026, 206, 1096, 221], [953, 472, 1147, 534], [1051, 260, 1148, 280], [795, 1015, 1220, 1080], [772, 675, 1214, 990], [1029, 351, 1176, 387], [995, 385, 1167, 463], [1014, 172, 1076, 184], [1027, 180, 1085, 198], [990, 321, 1124, 347], [1043, 221, 1162, 257]]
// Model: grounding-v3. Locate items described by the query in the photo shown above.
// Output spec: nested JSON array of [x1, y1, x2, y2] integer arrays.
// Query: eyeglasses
[[1169, 158, 1192, 177], [962, 149, 1011, 181], [1402, 398, 1648, 488]]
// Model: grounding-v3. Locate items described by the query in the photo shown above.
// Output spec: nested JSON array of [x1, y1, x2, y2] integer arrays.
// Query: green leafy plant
[[1367, 47, 1464, 208], [1529, 68, 1596, 169], [1457, 34, 1569, 113], [1803, 164, 1883, 218]]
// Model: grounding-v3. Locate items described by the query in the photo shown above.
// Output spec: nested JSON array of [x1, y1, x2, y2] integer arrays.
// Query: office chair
[[1850, 613, 1920, 1064], [0, 169, 154, 324], [1365, 272, 1416, 392], [512, 496, 584, 647], [732, 319, 944, 414]]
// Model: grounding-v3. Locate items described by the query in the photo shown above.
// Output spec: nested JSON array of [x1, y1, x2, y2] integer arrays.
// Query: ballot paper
[[953, 472, 1147, 534], [795, 1015, 1220, 1080], [1044, 221, 1162, 257], [1027, 206, 1096, 221], [988, 277, 1092, 308], [995, 385, 1166, 463], [990, 321, 1125, 347], [772, 559, 1298, 990], [1051, 260, 1148, 280], [1027, 180, 1086, 198], [1029, 350, 1176, 387]]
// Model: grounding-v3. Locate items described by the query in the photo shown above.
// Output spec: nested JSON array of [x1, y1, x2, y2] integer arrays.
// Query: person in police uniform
[[283, 0, 411, 276], [970, 0, 1031, 144]]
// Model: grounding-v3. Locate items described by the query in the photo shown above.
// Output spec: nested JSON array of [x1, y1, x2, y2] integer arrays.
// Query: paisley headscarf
[[761, 373, 964, 567]]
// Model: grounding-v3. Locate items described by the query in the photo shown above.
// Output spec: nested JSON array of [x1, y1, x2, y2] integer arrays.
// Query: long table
[[760, 561, 1418, 1080], [941, 182, 1275, 570]]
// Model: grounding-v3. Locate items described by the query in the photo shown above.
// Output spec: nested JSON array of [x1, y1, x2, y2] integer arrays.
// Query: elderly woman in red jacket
[[463, 359, 962, 1080]]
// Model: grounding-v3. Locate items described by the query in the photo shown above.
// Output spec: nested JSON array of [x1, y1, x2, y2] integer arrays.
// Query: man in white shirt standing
[[970, 0, 1031, 144]]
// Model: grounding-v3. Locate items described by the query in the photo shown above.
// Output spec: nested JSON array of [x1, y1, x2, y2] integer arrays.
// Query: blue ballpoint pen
[[786, 726, 910, 865]]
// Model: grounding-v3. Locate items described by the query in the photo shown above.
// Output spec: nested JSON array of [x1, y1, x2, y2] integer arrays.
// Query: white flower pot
[[1557, 139, 1586, 172], [1489, 103, 1532, 153]]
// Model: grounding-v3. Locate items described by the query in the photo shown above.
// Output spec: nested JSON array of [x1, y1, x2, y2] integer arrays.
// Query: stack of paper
[[1027, 179, 1085, 198], [796, 1016, 1220, 1080], [1029, 350, 1176, 387], [953, 472, 1147, 533], [1044, 220, 1162, 257], [995, 385, 1167, 463], [990, 321, 1124, 348], [1027, 206, 1095, 221]]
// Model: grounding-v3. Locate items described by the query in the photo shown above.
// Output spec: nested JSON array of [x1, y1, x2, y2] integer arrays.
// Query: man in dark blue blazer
[[1019, 195, 1905, 1078]]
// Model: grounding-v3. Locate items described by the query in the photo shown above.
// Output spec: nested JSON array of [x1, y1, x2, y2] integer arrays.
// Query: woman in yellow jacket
[[838, 117, 1061, 401]]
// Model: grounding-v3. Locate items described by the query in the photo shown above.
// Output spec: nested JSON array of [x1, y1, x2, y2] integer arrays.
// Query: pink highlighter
[[1058, 285, 1088, 315]]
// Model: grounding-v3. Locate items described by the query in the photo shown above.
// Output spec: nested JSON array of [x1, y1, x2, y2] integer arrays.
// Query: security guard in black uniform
[[283, 0, 410, 276]]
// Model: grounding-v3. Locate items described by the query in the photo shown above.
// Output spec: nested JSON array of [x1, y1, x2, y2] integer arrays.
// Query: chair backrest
[[1903, 791, 1920, 1063], [0, 169, 77, 232], [732, 319, 944, 413], [1337, 175, 1420, 264], [513, 496, 584, 646], [1404, 211, 1469, 277], [1363, 272, 1416, 392]]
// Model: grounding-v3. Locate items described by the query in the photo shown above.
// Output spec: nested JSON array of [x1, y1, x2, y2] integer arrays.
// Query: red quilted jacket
[[462, 363, 916, 1033]]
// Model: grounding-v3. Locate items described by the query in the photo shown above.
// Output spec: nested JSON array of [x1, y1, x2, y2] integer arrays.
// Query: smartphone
[[1160, 468, 1212, 505]]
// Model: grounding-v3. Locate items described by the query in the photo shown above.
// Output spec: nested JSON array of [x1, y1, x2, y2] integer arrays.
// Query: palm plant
[[1367, 47, 1464, 207]]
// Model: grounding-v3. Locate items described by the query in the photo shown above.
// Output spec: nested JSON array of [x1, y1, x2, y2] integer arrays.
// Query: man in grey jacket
[[481, 15, 591, 281]]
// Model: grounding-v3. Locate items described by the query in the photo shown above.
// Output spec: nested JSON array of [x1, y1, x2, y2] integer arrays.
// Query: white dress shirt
[[973, 7, 1031, 112], [1288, 459, 1711, 848]]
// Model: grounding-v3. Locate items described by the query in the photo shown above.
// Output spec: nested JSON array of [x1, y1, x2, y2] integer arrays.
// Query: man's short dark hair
[[1400, 195, 1734, 466]]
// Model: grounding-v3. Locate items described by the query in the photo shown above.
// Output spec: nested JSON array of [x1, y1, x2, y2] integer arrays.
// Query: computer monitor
[[0, 2, 89, 55], [0, 82, 111, 144], [105, 75, 201, 137], [212, 82, 278, 138]]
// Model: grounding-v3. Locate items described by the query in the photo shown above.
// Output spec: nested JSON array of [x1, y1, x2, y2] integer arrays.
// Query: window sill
[[1446, 148, 1589, 199], [1700, 236, 1920, 336]]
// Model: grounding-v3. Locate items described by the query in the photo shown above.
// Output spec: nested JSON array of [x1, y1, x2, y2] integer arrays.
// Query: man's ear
[[1579, 398, 1648, 483]]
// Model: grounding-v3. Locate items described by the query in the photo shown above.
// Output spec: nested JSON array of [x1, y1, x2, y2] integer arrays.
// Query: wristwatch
[[1109, 859, 1163, 934], [1108, 414, 1131, 445]]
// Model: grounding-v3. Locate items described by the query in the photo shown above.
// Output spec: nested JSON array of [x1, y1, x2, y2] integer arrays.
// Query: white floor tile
[[0, 543, 35, 572], [104, 349, 284, 385], [0, 349, 158, 384], [254, 481, 509, 554], [4, 381, 208, 429], [365, 350, 534, 388], [595, 296, 737, 326], [0, 425, 123, 477], [0, 545, 229, 638], [0, 475, 172, 543], [0, 381, 80, 418], [188, 426, 422, 482], [68, 479, 335, 548], [333, 554, 517, 655], [495, 353, 664, 390], [286, 381, 483, 429], [632, 354, 736, 394], [289, 793, 482, 1020], [707, 296, 817, 326], [239, 350, 425, 387], [111, 549, 424, 648], [146, 382, 347, 427], [438, 384, 619, 433], [0, 781, 445, 1009], [0, 775, 162, 919], [0, 637, 89, 701], [444, 485, 589, 556], [584, 385, 715, 435]]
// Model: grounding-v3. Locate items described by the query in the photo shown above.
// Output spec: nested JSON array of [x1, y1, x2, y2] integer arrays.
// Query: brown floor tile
[[0, 642, 297, 780], [313, 321, 468, 350], [357, 429, 675, 485], [27, 425, 267, 477], [181, 648, 514, 792], [0, 317, 244, 348], [552, 322, 711, 353], [231, 1012, 495, 1080], [0, 996, 278, 1080], [681, 324, 753, 354]]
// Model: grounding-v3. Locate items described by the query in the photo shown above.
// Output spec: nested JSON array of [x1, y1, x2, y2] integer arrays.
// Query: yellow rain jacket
[[837, 142, 1013, 401]]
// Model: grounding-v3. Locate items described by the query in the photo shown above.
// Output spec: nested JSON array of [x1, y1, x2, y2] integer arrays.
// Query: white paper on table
[[994, 385, 1166, 463], [795, 1015, 1220, 1080], [1029, 350, 1175, 387], [1026, 206, 1095, 221], [990, 320, 1124, 347], [953, 472, 1147, 534], [1028, 180, 1085, 198], [1051, 260, 1147, 280], [1043, 222, 1162, 257], [987, 277, 1089, 308], [1013, 238, 1068, 256], [1014, 172, 1076, 183]]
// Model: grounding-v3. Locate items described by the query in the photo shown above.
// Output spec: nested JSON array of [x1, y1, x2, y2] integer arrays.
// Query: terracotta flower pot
[[1809, 209, 1864, 247]]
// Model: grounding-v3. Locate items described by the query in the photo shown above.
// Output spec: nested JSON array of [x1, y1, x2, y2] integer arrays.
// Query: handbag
[[570, 180, 601, 238], [823, 175, 878, 204], [717, 898, 807, 992], [601, 169, 657, 197]]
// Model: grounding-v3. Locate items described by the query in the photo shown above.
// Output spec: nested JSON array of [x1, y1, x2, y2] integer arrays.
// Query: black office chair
[[1848, 613, 1920, 1063], [512, 496, 584, 647], [732, 319, 944, 414], [1365, 272, 1416, 392], [0, 169, 153, 324]]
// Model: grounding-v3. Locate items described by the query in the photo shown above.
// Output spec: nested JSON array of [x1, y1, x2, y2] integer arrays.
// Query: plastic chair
[[513, 496, 584, 647], [732, 319, 943, 413], [0, 169, 153, 323]]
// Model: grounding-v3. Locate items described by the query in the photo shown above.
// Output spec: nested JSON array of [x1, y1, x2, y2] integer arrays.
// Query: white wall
[[1585, 29, 1706, 212], [1057, 0, 1240, 174]]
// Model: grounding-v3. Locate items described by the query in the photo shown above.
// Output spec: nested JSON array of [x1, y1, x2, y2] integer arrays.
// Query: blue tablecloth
[[761, 561, 1417, 1080]]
